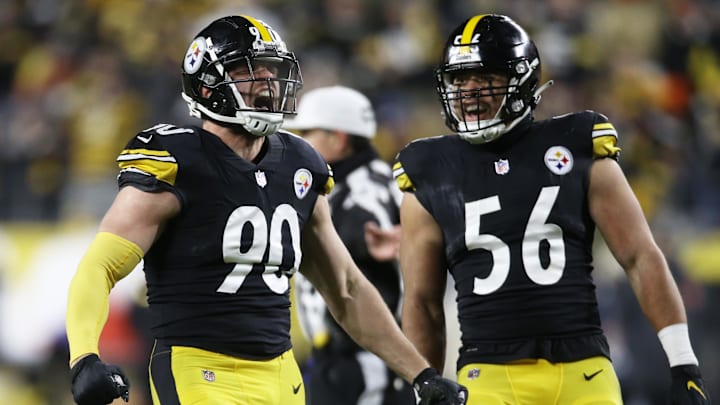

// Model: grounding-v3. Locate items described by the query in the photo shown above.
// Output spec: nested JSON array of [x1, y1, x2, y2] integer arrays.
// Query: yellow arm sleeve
[[66, 232, 143, 365]]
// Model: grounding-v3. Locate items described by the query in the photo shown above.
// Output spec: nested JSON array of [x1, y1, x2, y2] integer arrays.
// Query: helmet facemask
[[437, 58, 544, 144]]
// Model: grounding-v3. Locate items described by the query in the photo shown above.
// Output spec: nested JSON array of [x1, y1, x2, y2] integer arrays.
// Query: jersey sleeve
[[322, 164, 335, 195], [392, 160, 414, 192], [590, 112, 621, 160], [392, 139, 433, 192], [116, 129, 179, 194]]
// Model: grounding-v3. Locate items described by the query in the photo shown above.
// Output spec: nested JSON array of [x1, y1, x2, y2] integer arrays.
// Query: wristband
[[657, 323, 698, 367]]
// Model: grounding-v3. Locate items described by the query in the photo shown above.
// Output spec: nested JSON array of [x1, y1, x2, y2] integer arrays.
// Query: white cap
[[283, 86, 377, 138]]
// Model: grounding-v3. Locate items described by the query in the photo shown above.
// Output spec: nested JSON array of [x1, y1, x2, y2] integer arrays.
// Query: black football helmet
[[181, 15, 302, 137], [436, 14, 552, 143]]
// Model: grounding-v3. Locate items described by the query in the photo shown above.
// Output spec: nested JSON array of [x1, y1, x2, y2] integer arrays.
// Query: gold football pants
[[149, 341, 304, 405], [458, 356, 622, 404]]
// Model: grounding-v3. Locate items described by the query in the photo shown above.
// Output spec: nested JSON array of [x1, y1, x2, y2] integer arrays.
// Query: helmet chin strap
[[228, 82, 284, 137], [533, 80, 554, 106], [240, 110, 284, 137], [181, 92, 284, 137], [458, 109, 529, 144]]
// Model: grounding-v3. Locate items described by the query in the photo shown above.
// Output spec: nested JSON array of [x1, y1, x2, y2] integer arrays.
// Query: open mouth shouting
[[252, 88, 275, 111], [460, 100, 494, 121]]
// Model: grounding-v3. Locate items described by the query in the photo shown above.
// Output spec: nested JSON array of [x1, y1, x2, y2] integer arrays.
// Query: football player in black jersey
[[65, 15, 466, 405], [284, 86, 415, 405], [393, 14, 710, 405]]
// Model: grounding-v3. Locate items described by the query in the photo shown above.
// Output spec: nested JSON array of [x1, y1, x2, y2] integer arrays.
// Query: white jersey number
[[465, 186, 565, 295], [218, 204, 301, 294]]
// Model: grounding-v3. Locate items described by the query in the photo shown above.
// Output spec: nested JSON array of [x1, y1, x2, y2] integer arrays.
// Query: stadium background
[[0, 0, 719, 403]]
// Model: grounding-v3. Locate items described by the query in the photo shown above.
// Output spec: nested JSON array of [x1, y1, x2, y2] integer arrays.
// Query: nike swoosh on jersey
[[293, 383, 302, 394], [137, 134, 153, 143], [583, 369, 603, 381], [687, 381, 707, 399]]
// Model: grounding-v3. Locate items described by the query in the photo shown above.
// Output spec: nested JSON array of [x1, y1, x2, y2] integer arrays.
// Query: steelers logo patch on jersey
[[294, 168, 313, 199], [544, 146, 573, 175]]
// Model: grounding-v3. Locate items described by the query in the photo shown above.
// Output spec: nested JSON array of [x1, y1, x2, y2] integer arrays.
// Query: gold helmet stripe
[[241, 15, 273, 41], [461, 15, 486, 43], [459, 14, 487, 53]]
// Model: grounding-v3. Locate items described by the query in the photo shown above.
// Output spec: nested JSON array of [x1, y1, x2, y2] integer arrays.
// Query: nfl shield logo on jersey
[[201, 369, 215, 382], [494, 159, 510, 175], [467, 368, 481, 380], [294, 168, 313, 199], [255, 170, 267, 188]]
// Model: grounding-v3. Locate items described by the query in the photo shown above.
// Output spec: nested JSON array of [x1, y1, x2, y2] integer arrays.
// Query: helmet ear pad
[[203, 84, 238, 120], [184, 68, 240, 124]]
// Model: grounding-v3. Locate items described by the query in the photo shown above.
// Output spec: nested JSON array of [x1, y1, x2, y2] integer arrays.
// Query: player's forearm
[[327, 275, 429, 382], [402, 296, 447, 371], [626, 248, 687, 331], [65, 232, 143, 365], [66, 271, 112, 365]]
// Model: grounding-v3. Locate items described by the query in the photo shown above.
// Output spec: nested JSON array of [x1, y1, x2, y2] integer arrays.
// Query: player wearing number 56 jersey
[[65, 14, 466, 405], [397, 109, 615, 364], [395, 14, 709, 405]]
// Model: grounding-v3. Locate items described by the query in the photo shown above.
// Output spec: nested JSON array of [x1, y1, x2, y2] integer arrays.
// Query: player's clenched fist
[[414, 367, 468, 405], [71, 354, 130, 405]]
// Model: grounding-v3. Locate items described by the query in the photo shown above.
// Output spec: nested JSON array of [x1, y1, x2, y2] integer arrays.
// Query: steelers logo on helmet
[[544, 146, 574, 175], [184, 37, 206, 74]]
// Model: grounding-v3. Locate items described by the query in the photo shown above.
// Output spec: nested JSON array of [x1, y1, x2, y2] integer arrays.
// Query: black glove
[[71, 354, 130, 405], [671, 365, 710, 405], [413, 367, 468, 405]]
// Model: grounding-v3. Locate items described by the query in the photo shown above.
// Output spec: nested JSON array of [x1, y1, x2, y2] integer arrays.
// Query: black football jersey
[[394, 111, 621, 367], [116, 124, 332, 359]]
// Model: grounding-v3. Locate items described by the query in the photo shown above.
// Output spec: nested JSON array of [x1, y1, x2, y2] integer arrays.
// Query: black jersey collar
[[199, 127, 284, 170]]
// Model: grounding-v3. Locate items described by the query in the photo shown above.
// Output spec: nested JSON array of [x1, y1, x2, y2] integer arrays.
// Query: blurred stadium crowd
[[0, 0, 719, 404]]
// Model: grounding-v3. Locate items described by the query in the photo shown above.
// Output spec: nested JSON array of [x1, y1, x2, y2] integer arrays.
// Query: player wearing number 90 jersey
[[66, 14, 467, 405], [117, 123, 332, 359]]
